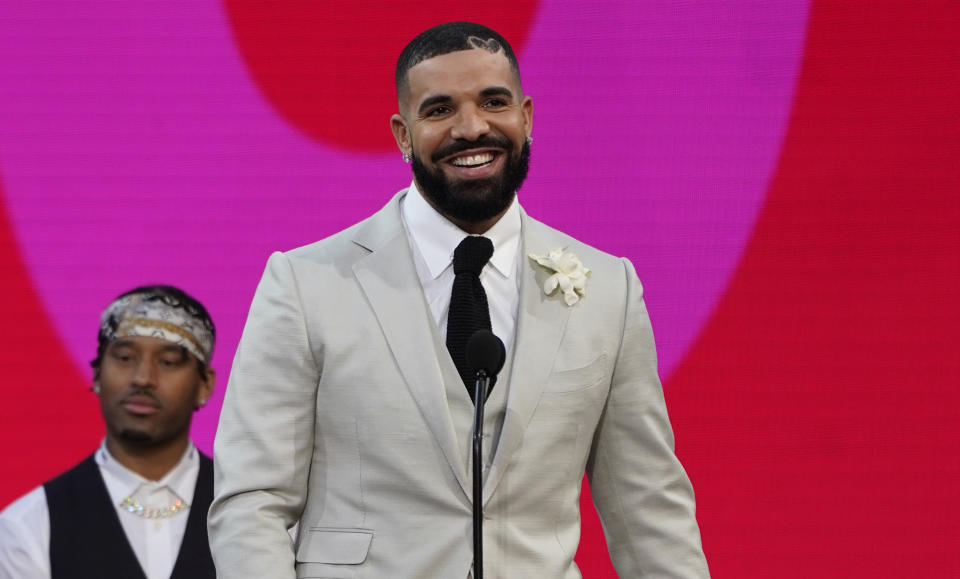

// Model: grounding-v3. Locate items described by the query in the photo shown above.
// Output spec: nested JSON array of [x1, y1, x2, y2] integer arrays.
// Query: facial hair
[[118, 428, 155, 445], [411, 138, 530, 224], [110, 387, 188, 448]]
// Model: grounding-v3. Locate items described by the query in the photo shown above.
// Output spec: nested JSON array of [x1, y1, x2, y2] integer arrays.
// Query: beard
[[115, 418, 189, 449], [117, 428, 155, 446], [109, 387, 191, 448], [411, 137, 530, 224]]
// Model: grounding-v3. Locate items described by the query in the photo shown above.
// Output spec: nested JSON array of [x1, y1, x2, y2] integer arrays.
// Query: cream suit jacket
[[209, 191, 709, 578]]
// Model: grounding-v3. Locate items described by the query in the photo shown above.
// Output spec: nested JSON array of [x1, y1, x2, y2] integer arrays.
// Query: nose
[[131, 358, 157, 388], [450, 104, 489, 141]]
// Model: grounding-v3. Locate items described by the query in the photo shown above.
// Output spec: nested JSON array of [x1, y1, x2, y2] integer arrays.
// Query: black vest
[[44, 451, 216, 579]]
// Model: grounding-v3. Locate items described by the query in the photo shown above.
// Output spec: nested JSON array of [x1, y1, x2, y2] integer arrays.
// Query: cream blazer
[[208, 191, 709, 578]]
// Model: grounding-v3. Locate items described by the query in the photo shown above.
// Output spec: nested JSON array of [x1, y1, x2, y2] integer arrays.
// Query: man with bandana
[[0, 285, 217, 579], [211, 22, 709, 578]]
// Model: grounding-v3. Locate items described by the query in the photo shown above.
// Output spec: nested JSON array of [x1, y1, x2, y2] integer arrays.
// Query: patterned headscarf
[[98, 288, 214, 364]]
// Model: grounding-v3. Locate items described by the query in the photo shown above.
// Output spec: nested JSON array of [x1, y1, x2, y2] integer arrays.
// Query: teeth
[[451, 153, 494, 167]]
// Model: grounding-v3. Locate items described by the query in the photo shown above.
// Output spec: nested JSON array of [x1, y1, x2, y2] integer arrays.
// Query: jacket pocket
[[543, 352, 608, 393], [296, 527, 374, 564]]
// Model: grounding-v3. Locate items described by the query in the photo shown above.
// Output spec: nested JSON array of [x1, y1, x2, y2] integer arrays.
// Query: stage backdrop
[[1, 1, 957, 577]]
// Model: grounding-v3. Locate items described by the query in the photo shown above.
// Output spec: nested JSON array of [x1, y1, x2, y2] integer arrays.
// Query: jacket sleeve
[[208, 251, 320, 579], [586, 258, 710, 577]]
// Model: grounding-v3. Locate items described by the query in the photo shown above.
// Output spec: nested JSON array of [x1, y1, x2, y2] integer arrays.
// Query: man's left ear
[[196, 367, 216, 410], [390, 113, 412, 159], [521, 95, 533, 140]]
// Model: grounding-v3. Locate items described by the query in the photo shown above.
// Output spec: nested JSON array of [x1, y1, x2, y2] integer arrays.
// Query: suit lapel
[[352, 193, 471, 498], [483, 213, 572, 503]]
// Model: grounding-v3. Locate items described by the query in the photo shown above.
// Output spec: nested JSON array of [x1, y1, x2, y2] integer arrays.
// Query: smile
[[450, 152, 495, 168]]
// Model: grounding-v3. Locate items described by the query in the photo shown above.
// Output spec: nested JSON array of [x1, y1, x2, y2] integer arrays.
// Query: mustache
[[431, 135, 514, 163], [121, 388, 162, 407]]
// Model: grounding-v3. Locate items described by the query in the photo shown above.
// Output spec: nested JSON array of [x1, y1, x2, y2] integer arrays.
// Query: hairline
[[396, 47, 523, 112], [395, 24, 523, 110]]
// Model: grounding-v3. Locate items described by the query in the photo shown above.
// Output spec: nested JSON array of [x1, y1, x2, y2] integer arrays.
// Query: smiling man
[[210, 22, 709, 578], [0, 286, 217, 579], [392, 42, 532, 235]]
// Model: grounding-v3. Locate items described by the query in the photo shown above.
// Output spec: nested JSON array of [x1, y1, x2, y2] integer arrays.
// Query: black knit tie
[[447, 236, 495, 400]]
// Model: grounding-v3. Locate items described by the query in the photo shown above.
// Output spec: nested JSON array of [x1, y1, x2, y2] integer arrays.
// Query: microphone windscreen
[[466, 329, 506, 377]]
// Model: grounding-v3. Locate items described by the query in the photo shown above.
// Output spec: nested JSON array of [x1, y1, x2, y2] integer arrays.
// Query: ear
[[390, 113, 412, 158], [195, 367, 216, 409], [521, 95, 533, 140]]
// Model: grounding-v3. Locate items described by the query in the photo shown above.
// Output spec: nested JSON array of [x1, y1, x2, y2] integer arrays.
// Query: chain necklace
[[120, 495, 185, 519]]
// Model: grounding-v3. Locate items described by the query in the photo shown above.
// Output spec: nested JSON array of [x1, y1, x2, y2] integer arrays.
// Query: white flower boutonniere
[[529, 248, 591, 305]]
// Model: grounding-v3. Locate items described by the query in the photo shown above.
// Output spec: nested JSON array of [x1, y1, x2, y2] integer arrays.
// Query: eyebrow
[[416, 86, 516, 115], [159, 344, 188, 356], [480, 86, 514, 100], [417, 94, 452, 115]]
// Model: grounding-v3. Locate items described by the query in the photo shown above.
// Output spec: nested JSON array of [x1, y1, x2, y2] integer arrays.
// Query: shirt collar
[[402, 180, 521, 280], [95, 439, 199, 505]]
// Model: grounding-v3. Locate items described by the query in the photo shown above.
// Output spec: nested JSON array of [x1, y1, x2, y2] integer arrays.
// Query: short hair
[[90, 284, 215, 375], [395, 22, 522, 101]]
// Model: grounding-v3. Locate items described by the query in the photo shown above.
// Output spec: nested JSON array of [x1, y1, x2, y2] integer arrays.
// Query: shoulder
[[43, 454, 98, 495], [253, 191, 408, 296], [284, 190, 407, 266], [523, 211, 627, 260], [522, 211, 637, 287], [0, 485, 48, 527], [0, 485, 49, 549], [0, 486, 50, 578]]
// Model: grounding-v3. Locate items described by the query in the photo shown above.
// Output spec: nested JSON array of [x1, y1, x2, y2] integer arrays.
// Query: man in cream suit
[[209, 22, 709, 578]]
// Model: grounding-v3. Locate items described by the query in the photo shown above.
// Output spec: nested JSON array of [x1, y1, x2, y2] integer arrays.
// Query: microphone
[[466, 329, 505, 579], [466, 329, 506, 387]]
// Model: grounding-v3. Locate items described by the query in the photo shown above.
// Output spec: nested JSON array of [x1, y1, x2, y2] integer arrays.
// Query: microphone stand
[[472, 369, 491, 579], [465, 329, 504, 579]]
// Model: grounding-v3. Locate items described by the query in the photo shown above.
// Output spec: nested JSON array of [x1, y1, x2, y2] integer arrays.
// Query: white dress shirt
[[401, 183, 523, 579], [400, 181, 522, 357], [0, 441, 200, 579]]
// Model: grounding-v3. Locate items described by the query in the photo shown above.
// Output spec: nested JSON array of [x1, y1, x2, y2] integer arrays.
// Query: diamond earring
[[402, 152, 411, 163]]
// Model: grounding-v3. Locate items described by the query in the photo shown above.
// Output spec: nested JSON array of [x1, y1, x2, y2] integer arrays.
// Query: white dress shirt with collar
[[400, 181, 522, 357], [0, 440, 200, 579]]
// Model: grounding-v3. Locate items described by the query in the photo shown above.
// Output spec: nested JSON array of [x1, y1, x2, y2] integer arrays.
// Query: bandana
[[99, 291, 214, 364]]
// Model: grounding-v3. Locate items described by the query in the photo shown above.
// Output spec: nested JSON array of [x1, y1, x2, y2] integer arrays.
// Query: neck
[[411, 179, 512, 235], [449, 208, 508, 235], [106, 433, 190, 481]]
